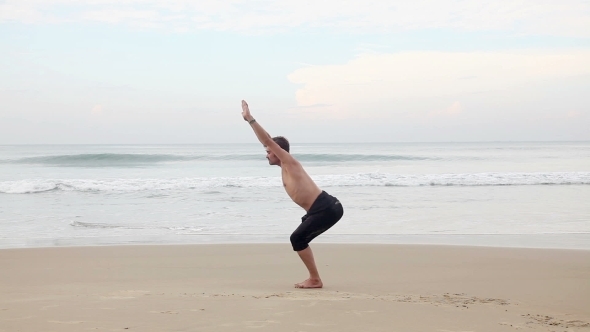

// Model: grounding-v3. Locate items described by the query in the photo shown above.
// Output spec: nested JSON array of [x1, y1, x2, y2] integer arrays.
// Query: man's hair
[[272, 136, 290, 152]]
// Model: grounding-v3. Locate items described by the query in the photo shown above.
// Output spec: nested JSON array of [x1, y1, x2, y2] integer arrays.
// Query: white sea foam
[[1, 172, 589, 194]]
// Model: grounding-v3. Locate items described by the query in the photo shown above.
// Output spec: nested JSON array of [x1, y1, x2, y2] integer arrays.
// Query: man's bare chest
[[281, 169, 297, 189]]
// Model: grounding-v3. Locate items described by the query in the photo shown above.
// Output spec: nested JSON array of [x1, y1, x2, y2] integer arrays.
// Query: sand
[[1, 244, 589, 332]]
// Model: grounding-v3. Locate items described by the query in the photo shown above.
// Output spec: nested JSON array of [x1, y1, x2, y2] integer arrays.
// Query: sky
[[1, 0, 589, 144]]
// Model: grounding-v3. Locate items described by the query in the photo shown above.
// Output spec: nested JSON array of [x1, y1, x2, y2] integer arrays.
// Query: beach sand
[[1, 244, 589, 332]]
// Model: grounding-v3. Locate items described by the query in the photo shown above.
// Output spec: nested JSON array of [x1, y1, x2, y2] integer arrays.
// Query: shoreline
[[2, 233, 590, 250]]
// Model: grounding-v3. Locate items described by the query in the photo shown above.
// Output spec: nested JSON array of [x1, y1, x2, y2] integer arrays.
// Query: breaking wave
[[1, 172, 589, 194]]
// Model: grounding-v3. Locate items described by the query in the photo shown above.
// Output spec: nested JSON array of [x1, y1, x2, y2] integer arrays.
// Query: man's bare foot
[[294, 278, 323, 289]]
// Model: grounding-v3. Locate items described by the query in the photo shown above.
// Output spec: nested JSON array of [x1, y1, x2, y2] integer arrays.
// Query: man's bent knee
[[290, 233, 309, 251]]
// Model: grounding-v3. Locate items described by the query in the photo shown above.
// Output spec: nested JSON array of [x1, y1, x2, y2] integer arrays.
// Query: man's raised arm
[[241, 100, 272, 146], [241, 100, 293, 162]]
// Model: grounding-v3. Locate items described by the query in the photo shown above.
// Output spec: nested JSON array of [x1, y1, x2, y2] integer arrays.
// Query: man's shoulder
[[291, 157, 304, 167], [283, 158, 304, 171]]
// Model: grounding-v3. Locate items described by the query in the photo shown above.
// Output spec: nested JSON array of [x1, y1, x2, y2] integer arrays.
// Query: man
[[241, 100, 344, 289]]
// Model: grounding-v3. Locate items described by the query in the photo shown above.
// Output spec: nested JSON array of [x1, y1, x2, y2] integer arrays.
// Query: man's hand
[[242, 100, 253, 122], [242, 100, 272, 142]]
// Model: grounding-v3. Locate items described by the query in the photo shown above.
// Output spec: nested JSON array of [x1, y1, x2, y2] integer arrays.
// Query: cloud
[[287, 50, 590, 117], [0, 0, 588, 37], [429, 101, 463, 117], [81, 9, 161, 25], [567, 111, 582, 118], [91, 104, 103, 115]]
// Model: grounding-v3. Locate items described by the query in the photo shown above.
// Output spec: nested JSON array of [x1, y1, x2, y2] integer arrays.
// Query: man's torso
[[281, 161, 322, 212]]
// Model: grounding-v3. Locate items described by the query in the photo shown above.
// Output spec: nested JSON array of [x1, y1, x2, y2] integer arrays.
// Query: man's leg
[[295, 246, 323, 288], [291, 207, 342, 289]]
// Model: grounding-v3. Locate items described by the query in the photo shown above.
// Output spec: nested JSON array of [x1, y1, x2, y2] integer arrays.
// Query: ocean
[[1, 142, 589, 249]]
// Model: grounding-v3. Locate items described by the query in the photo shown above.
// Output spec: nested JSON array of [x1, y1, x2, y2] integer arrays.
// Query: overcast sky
[[1, 0, 589, 144]]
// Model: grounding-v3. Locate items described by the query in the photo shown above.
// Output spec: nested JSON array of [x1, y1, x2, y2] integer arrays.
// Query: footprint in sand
[[522, 314, 590, 329], [499, 322, 523, 330], [150, 310, 179, 314], [262, 290, 510, 309]]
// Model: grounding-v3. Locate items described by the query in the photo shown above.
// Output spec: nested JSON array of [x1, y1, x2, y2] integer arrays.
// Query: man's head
[[265, 136, 290, 166]]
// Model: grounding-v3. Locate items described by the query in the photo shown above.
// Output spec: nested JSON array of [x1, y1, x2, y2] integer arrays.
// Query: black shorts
[[290, 191, 344, 251]]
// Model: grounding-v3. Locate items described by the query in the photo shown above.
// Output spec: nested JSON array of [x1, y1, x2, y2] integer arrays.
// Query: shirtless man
[[241, 100, 344, 289]]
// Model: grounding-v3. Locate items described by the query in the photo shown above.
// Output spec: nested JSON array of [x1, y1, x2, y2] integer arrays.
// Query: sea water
[[1, 142, 589, 249]]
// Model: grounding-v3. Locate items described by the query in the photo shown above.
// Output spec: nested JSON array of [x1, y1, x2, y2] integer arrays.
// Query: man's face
[[265, 148, 279, 165]]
